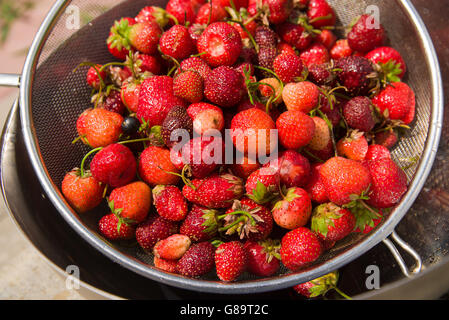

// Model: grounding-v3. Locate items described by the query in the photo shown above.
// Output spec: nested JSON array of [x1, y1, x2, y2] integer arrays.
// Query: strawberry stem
[[332, 286, 352, 300], [80, 147, 103, 177]]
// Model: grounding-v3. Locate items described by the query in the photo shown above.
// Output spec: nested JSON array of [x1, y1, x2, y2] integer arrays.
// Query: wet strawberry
[[204, 66, 246, 107], [330, 39, 353, 60], [311, 203, 356, 242], [187, 102, 224, 135], [195, 1, 228, 24], [138, 146, 181, 187], [245, 166, 280, 205], [372, 82, 415, 123], [315, 29, 336, 50], [365, 144, 391, 162], [282, 81, 320, 113], [161, 105, 193, 148], [135, 6, 172, 28], [272, 187, 312, 230], [215, 241, 248, 281], [121, 81, 141, 113], [347, 14, 386, 53], [180, 205, 219, 242], [273, 53, 305, 83], [263, 0, 293, 25], [365, 46, 407, 80], [277, 150, 311, 188], [257, 46, 278, 75], [336, 130, 369, 161], [153, 185, 188, 222], [231, 154, 261, 180], [299, 43, 330, 68], [136, 214, 179, 251], [342, 96, 377, 132], [277, 110, 316, 149], [255, 25, 279, 49], [304, 163, 329, 204], [180, 56, 212, 79], [307, 0, 336, 28], [307, 116, 331, 151], [154, 256, 178, 273], [86, 65, 107, 90], [177, 241, 216, 277], [334, 56, 376, 96], [160, 24, 195, 60], [244, 239, 281, 277], [374, 129, 399, 149], [107, 18, 136, 60], [128, 21, 162, 55], [307, 63, 336, 87], [280, 227, 322, 271], [276, 22, 312, 51], [293, 271, 340, 298], [166, 0, 196, 26], [173, 70, 204, 103], [99, 213, 136, 241], [153, 234, 191, 260], [99, 90, 126, 115]]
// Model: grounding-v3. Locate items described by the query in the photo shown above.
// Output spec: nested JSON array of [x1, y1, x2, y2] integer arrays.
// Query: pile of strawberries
[[61, 0, 415, 291]]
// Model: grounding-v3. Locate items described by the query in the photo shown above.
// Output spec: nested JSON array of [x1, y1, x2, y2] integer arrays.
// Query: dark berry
[[121, 116, 141, 135]]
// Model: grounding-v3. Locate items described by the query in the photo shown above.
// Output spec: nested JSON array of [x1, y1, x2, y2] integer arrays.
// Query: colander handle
[[382, 230, 423, 278], [0, 74, 21, 88]]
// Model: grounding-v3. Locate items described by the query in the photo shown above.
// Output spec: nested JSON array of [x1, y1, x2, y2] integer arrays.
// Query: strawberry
[[138, 146, 181, 186], [336, 130, 369, 161], [176, 241, 216, 277], [195, 1, 228, 24], [215, 241, 248, 281], [161, 105, 193, 148], [342, 96, 377, 132], [128, 21, 162, 55], [276, 110, 316, 149], [107, 18, 136, 60], [154, 256, 178, 273], [365, 144, 391, 162], [135, 6, 172, 27], [255, 25, 279, 49], [315, 29, 336, 50], [220, 198, 273, 241], [121, 81, 141, 113], [153, 234, 192, 260], [272, 187, 312, 230], [136, 214, 179, 251], [98, 90, 126, 115], [365, 46, 407, 80], [245, 166, 280, 204], [160, 24, 195, 60], [276, 22, 312, 51], [204, 66, 246, 107], [98, 213, 136, 241], [173, 70, 204, 103], [166, 0, 197, 26], [330, 39, 352, 60], [307, 116, 331, 151], [86, 65, 107, 90], [273, 53, 305, 83], [219, 0, 248, 10], [108, 181, 152, 225], [307, 63, 336, 87], [90, 144, 137, 188], [137, 76, 187, 128], [372, 82, 415, 123], [282, 81, 320, 113], [366, 158, 407, 209], [304, 138, 334, 163], [319, 156, 372, 206], [353, 210, 383, 234], [197, 22, 242, 67], [183, 173, 244, 208], [180, 205, 219, 242], [277, 150, 311, 188], [180, 57, 212, 79], [299, 43, 330, 68], [307, 0, 336, 28], [280, 227, 322, 271], [244, 239, 281, 277], [277, 42, 298, 56], [347, 14, 386, 53], [187, 102, 225, 135], [76, 108, 123, 148], [304, 163, 329, 204], [334, 56, 376, 96], [257, 46, 278, 75], [258, 77, 283, 103], [231, 107, 277, 156], [311, 203, 356, 242], [231, 154, 261, 180], [153, 185, 188, 222], [374, 129, 399, 149], [61, 169, 104, 213], [262, 0, 293, 25], [293, 271, 340, 298]]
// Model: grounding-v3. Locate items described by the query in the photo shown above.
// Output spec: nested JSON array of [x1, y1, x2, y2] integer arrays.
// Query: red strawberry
[[166, 0, 197, 26], [219, 0, 248, 10], [336, 130, 369, 161], [135, 6, 172, 27], [183, 173, 244, 209], [262, 0, 293, 25], [272, 187, 312, 230], [98, 90, 126, 115], [204, 66, 246, 107], [372, 82, 415, 123], [307, 116, 331, 151], [187, 102, 224, 135], [307, 0, 336, 28], [121, 81, 141, 113], [197, 22, 242, 67], [365, 46, 407, 80], [215, 241, 248, 281], [304, 138, 334, 163], [353, 210, 383, 234], [311, 203, 356, 242], [315, 29, 336, 50], [282, 81, 320, 113], [138, 146, 181, 187], [257, 46, 278, 75], [365, 144, 391, 162], [128, 21, 162, 55], [244, 239, 281, 277], [299, 43, 330, 68], [304, 163, 329, 204], [180, 205, 219, 242], [277, 150, 311, 188], [195, 1, 228, 24], [293, 271, 340, 298], [76, 108, 123, 148], [335, 56, 376, 96], [152, 185, 188, 222], [276, 22, 313, 51], [347, 14, 386, 53], [136, 214, 179, 251], [319, 156, 372, 206], [154, 256, 178, 273], [255, 25, 279, 49], [277, 41, 298, 56], [173, 70, 204, 103], [307, 63, 336, 87], [374, 129, 399, 149], [160, 24, 195, 60], [90, 144, 137, 188], [342, 96, 377, 132], [280, 227, 322, 271], [86, 65, 107, 90], [231, 107, 277, 156], [330, 39, 353, 60], [273, 53, 305, 83], [107, 18, 136, 60], [220, 198, 273, 241], [137, 76, 187, 127], [108, 181, 152, 225], [366, 158, 407, 209], [153, 234, 191, 260], [176, 241, 216, 277], [231, 154, 261, 180], [98, 213, 135, 241], [61, 169, 104, 213], [180, 56, 212, 79], [245, 166, 280, 205], [277, 110, 316, 149]]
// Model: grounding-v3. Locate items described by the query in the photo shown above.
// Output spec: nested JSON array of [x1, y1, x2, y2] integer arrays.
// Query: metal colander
[[0, 0, 443, 293]]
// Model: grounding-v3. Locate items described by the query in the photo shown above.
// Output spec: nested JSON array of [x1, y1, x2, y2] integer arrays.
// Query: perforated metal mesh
[[28, 0, 434, 286]]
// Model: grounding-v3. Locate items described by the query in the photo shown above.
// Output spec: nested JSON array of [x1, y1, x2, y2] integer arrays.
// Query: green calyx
[[107, 18, 132, 51], [343, 190, 383, 232], [377, 59, 403, 85], [217, 200, 264, 239], [108, 199, 136, 233], [310, 203, 344, 238], [247, 181, 279, 205], [200, 208, 220, 236], [259, 238, 281, 262]]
